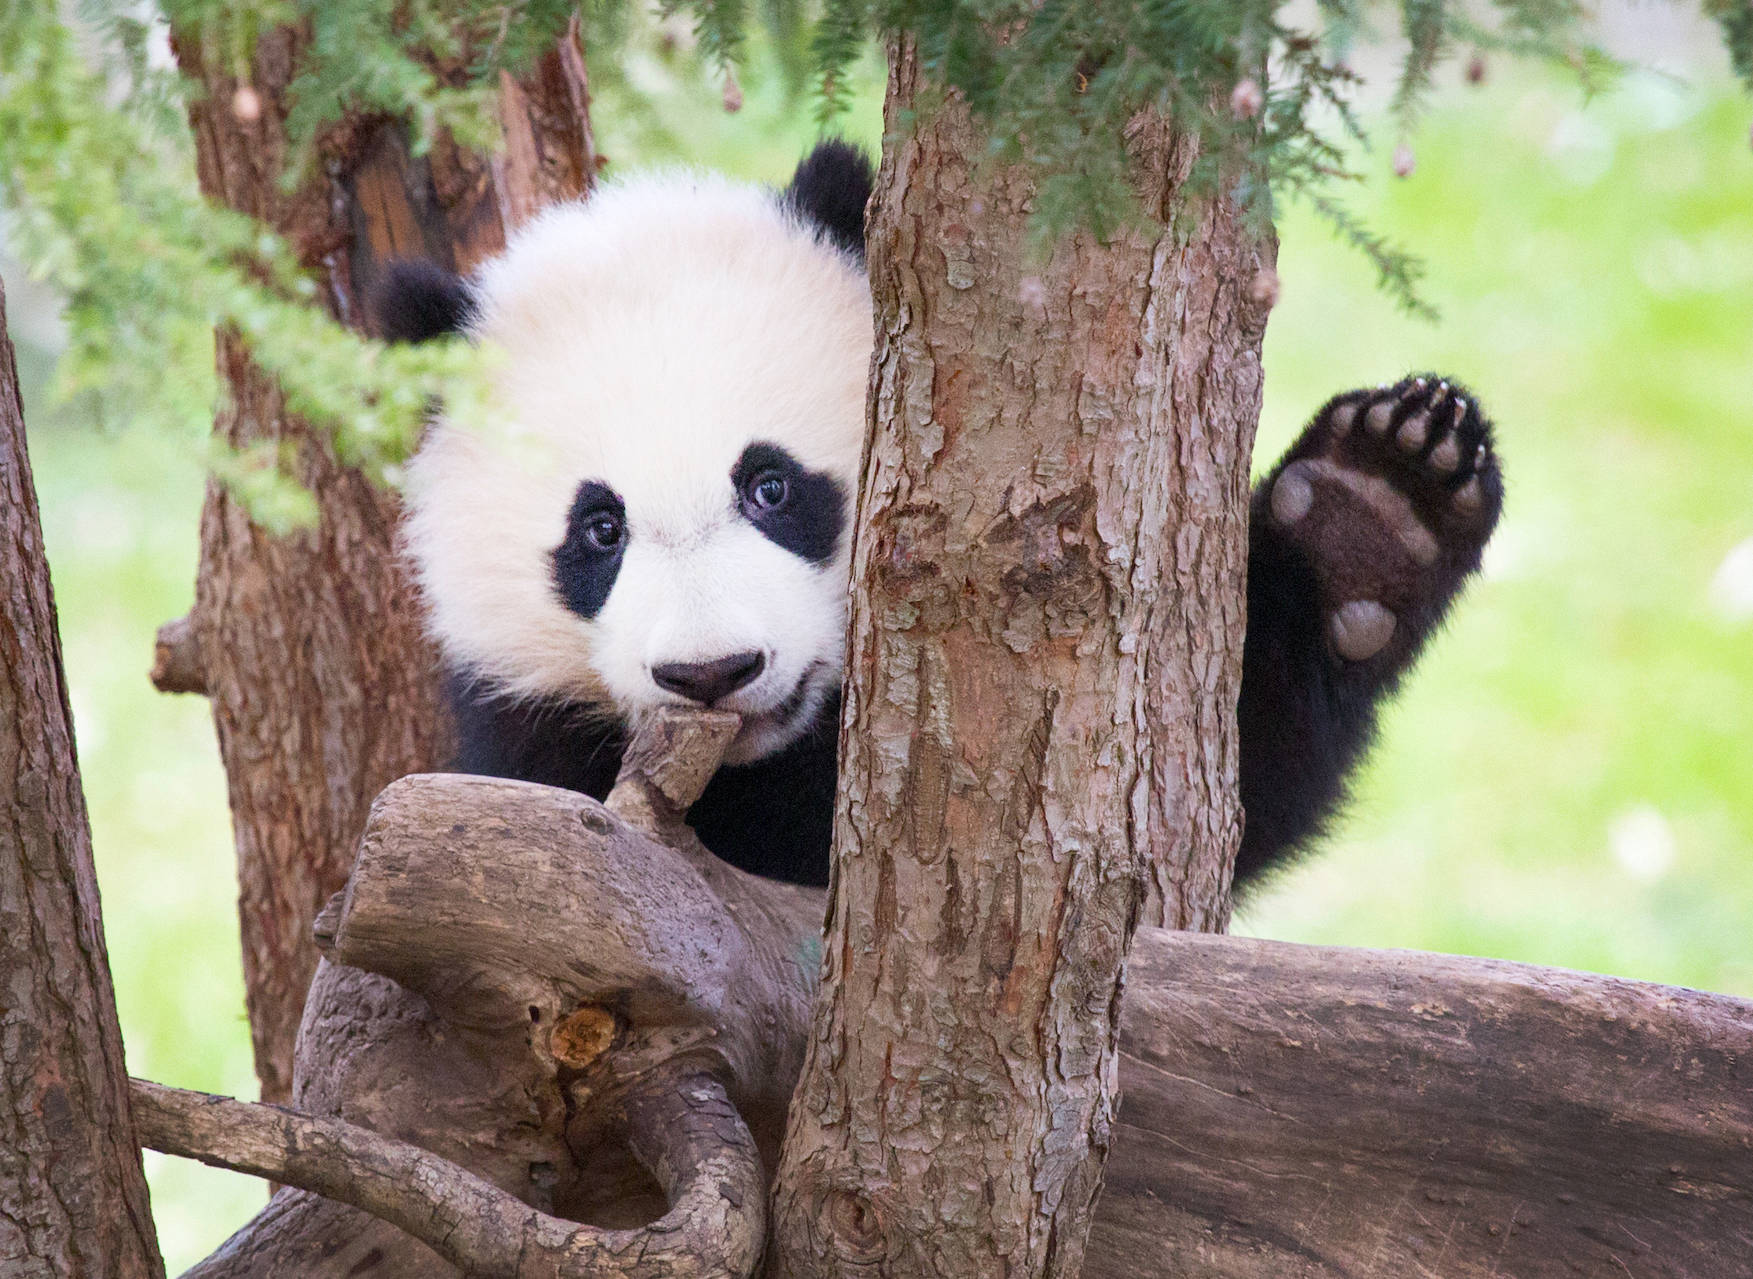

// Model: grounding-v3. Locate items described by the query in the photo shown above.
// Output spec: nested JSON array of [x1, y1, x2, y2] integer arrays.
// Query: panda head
[[382, 142, 874, 765]]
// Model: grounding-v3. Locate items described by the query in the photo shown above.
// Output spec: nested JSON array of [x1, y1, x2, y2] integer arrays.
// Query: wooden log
[[169, 709, 810, 1277], [1093, 934, 1753, 1278], [166, 761, 1753, 1277]]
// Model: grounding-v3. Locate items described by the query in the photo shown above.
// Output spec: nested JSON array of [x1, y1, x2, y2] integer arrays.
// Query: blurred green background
[[8, 11, 1750, 1272]]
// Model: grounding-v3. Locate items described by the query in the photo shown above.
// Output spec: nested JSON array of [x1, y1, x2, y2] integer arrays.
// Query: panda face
[[402, 171, 871, 764], [546, 438, 849, 761]]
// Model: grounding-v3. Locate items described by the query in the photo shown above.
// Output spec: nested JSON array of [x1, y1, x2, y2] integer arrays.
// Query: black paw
[[1262, 374, 1503, 664]]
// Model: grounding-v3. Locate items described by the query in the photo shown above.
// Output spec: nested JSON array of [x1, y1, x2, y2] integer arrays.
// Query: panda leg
[[1234, 375, 1504, 889]]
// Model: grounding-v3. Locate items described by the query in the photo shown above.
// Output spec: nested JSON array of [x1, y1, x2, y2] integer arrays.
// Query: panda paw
[[1264, 375, 1503, 665]]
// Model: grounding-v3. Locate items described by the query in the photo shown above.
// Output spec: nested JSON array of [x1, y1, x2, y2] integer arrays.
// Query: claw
[[1330, 600, 1396, 661]]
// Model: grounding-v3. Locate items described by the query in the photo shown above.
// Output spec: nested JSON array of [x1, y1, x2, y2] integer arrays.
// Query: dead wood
[[161, 708, 810, 1278], [152, 705, 1753, 1278], [131, 1074, 760, 1279], [173, 760, 1753, 1277], [149, 614, 206, 695]]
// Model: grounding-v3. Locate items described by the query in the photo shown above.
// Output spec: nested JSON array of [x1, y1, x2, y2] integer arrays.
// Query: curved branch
[[131, 1074, 763, 1279]]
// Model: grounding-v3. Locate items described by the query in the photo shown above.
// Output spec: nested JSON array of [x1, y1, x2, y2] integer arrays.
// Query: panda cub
[[379, 141, 1503, 891]]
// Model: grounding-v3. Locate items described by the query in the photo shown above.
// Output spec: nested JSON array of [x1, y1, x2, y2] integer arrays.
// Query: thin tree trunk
[[166, 18, 597, 1101], [0, 282, 164, 1278], [769, 41, 1272, 1279]]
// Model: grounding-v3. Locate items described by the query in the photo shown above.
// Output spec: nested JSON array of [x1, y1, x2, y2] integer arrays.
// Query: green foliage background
[[3, 1, 1750, 1270]]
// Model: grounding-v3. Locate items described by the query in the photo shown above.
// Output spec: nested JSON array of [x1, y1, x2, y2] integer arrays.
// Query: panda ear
[[782, 140, 874, 260], [372, 259, 477, 343]]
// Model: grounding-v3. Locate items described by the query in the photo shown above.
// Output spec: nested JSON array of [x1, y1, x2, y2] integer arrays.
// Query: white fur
[[403, 170, 872, 762]]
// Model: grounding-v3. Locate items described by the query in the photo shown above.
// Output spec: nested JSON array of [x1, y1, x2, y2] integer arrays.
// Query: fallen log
[[141, 710, 1753, 1277]]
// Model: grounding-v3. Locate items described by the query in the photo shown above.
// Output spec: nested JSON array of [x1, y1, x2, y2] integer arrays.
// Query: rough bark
[[167, 16, 599, 1102], [768, 41, 1272, 1279], [0, 282, 164, 1277], [158, 764, 1753, 1277]]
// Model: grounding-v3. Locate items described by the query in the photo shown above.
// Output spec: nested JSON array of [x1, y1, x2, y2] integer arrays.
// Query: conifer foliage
[[0, 1, 1742, 508]]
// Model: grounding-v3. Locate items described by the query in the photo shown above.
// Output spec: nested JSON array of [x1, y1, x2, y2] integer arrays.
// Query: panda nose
[[651, 651, 766, 705]]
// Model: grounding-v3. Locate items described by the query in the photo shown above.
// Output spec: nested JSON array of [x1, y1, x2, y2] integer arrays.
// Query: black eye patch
[[731, 442, 846, 566], [551, 480, 626, 618]]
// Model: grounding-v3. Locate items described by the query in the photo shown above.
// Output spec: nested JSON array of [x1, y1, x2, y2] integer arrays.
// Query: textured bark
[[768, 41, 1272, 1279], [168, 17, 598, 1102], [0, 283, 164, 1277]]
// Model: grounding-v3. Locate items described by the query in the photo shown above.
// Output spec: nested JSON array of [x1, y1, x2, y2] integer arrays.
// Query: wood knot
[[548, 1004, 618, 1068], [823, 1187, 886, 1263]]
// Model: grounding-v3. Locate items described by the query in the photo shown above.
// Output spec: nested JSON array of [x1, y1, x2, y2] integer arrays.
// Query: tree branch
[[131, 1075, 762, 1279]]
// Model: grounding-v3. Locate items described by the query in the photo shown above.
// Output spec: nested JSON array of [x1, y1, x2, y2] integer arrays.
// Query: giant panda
[[378, 140, 1503, 890]]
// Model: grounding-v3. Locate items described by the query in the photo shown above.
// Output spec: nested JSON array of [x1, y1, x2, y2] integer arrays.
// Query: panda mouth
[[737, 661, 828, 738]]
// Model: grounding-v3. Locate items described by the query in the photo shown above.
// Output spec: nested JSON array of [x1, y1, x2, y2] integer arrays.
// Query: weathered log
[[164, 734, 1753, 1277], [1092, 934, 1753, 1278], [165, 708, 807, 1278]]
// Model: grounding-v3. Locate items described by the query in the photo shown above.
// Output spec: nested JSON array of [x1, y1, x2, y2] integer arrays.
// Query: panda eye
[[747, 471, 789, 511], [583, 512, 624, 551]]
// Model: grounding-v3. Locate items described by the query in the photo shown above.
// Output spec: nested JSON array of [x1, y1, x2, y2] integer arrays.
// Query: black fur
[[552, 481, 627, 619], [732, 443, 847, 565], [782, 140, 874, 260], [1234, 374, 1503, 887], [374, 259, 475, 343], [448, 676, 838, 886]]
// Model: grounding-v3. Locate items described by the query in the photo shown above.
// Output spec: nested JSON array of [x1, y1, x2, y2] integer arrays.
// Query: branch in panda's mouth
[[606, 706, 743, 828]]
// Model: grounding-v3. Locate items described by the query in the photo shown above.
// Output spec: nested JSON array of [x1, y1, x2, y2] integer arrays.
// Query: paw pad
[[1267, 373, 1504, 668], [1270, 464, 1315, 525], [1330, 600, 1396, 661]]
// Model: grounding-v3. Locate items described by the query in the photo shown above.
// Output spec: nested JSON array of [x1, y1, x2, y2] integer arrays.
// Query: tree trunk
[[769, 41, 1272, 1279], [0, 282, 164, 1278], [166, 17, 598, 1101]]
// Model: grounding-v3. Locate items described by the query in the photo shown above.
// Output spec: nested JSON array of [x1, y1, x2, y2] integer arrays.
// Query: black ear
[[373, 259, 476, 343], [782, 140, 874, 260]]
